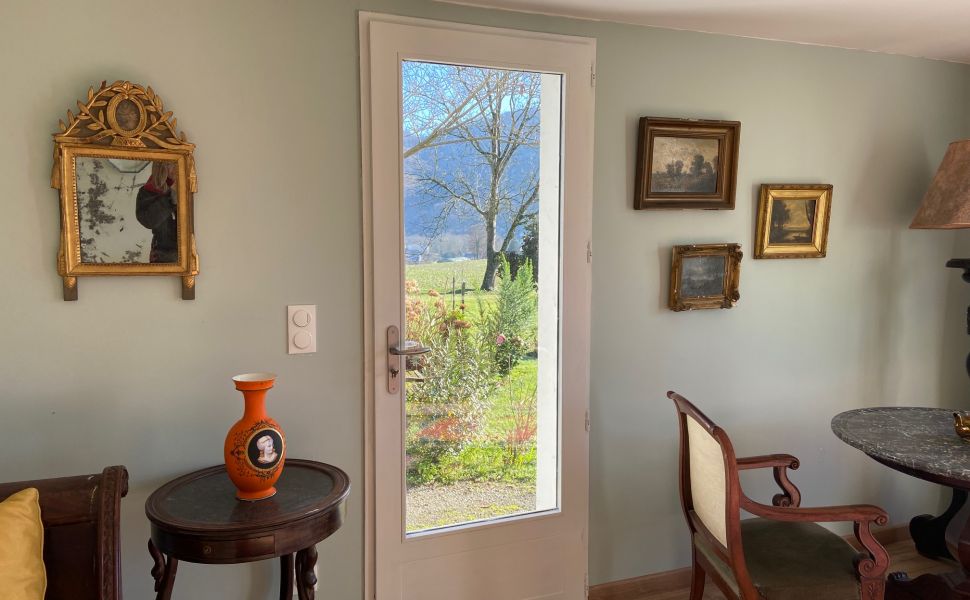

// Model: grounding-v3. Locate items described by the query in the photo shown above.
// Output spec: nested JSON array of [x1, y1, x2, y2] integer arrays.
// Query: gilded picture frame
[[754, 184, 832, 259], [669, 243, 742, 311], [52, 81, 199, 301], [634, 117, 741, 210]]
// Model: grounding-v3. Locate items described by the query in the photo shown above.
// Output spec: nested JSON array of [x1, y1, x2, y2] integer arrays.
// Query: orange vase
[[224, 373, 286, 501]]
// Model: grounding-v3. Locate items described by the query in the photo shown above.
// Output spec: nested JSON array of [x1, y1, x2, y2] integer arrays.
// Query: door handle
[[387, 325, 430, 393], [389, 341, 431, 356]]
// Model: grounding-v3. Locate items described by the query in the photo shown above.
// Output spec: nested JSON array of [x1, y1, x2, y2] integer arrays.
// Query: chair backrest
[[0, 466, 128, 600], [669, 392, 747, 574]]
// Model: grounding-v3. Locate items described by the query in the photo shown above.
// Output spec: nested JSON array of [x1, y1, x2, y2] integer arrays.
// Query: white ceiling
[[441, 0, 970, 64]]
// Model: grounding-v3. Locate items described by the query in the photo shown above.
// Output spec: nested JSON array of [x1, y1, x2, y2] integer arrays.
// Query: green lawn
[[485, 359, 537, 438], [406, 259, 495, 331], [406, 258, 487, 294], [404, 259, 538, 489]]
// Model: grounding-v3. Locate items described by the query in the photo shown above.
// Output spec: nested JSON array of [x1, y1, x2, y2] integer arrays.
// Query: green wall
[[2, 1, 969, 597]]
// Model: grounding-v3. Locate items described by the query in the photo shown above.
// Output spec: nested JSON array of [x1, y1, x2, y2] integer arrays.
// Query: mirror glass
[[75, 157, 179, 264]]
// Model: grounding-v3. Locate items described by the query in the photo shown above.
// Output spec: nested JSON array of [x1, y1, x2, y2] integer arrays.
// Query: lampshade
[[911, 140, 970, 229]]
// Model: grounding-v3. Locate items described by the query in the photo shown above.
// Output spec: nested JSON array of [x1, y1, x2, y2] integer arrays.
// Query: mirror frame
[[52, 80, 199, 300]]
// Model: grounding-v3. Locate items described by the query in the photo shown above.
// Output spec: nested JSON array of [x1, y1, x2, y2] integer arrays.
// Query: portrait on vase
[[246, 428, 284, 470]]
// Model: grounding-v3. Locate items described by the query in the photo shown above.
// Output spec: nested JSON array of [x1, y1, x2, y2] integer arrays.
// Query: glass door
[[401, 60, 562, 534], [363, 14, 595, 600]]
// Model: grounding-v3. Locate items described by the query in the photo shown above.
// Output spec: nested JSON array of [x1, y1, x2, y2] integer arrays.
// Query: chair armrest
[[741, 496, 887, 524], [736, 453, 800, 470], [736, 454, 802, 507], [741, 495, 891, 593]]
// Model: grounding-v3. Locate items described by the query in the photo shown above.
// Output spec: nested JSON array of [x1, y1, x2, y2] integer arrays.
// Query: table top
[[832, 407, 970, 489], [145, 459, 350, 535]]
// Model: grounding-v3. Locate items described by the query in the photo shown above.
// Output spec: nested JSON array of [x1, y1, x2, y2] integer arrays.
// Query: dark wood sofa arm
[[741, 495, 890, 599], [736, 453, 802, 507], [0, 465, 129, 600]]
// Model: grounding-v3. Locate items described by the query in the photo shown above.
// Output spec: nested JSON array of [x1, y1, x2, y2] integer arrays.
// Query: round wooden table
[[833, 407, 970, 599], [145, 459, 350, 600]]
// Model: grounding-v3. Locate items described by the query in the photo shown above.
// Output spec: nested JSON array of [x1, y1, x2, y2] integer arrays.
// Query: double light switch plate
[[287, 305, 316, 354]]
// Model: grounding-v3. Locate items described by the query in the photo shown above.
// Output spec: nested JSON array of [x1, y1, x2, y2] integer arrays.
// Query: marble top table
[[832, 407, 970, 488], [832, 407, 970, 599]]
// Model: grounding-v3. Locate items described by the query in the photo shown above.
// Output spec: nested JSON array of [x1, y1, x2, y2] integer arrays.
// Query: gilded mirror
[[52, 81, 198, 300]]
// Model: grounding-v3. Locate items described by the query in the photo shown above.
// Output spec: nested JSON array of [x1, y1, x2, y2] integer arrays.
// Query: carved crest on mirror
[[52, 80, 199, 300]]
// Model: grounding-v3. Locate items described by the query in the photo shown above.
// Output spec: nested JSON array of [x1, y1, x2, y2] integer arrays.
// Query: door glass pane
[[402, 61, 562, 534]]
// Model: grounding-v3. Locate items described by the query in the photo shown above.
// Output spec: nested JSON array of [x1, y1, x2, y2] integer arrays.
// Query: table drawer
[[153, 527, 277, 563]]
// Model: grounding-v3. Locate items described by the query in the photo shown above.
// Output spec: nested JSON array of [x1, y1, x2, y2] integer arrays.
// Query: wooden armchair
[[669, 392, 889, 600], [0, 466, 129, 600]]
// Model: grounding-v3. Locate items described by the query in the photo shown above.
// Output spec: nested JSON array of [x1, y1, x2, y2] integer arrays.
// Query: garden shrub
[[403, 270, 540, 488], [405, 281, 498, 476], [482, 256, 537, 374]]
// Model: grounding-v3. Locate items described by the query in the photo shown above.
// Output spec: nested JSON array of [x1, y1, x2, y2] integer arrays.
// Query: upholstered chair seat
[[695, 520, 862, 600], [668, 391, 889, 600]]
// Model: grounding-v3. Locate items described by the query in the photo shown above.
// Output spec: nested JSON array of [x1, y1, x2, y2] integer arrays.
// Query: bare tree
[[404, 64, 541, 290], [402, 62, 490, 159]]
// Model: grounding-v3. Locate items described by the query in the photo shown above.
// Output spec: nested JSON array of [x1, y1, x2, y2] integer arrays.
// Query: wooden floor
[[636, 540, 956, 600]]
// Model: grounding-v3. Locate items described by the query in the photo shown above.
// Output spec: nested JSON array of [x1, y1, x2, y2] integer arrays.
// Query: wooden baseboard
[[846, 522, 910, 550], [589, 566, 692, 600], [589, 524, 910, 600]]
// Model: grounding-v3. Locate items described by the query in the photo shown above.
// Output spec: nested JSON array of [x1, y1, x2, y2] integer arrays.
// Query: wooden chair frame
[[0, 466, 129, 600], [669, 391, 889, 600]]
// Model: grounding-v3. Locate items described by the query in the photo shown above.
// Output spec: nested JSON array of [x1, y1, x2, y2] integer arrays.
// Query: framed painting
[[754, 184, 832, 258], [668, 243, 742, 311], [634, 117, 740, 210]]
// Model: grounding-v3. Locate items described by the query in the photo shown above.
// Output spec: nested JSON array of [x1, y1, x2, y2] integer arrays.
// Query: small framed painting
[[668, 244, 742, 311], [634, 117, 741, 210], [754, 184, 833, 258]]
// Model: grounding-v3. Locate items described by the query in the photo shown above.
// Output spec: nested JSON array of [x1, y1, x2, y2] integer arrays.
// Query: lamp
[[911, 140, 970, 230], [911, 140, 970, 376]]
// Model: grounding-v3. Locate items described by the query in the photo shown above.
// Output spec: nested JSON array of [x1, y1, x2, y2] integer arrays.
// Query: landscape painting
[[634, 117, 741, 210], [669, 243, 742, 311], [755, 184, 833, 258], [679, 255, 726, 298], [649, 136, 719, 194], [768, 198, 816, 244]]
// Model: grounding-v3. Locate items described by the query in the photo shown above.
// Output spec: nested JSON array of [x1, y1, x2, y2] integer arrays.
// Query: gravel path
[[407, 481, 536, 532]]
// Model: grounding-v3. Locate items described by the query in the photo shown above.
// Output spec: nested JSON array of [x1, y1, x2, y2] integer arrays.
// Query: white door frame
[[359, 12, 595, 599]]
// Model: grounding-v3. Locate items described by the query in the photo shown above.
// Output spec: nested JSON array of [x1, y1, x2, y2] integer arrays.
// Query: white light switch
[[287, 305, 316, 354]]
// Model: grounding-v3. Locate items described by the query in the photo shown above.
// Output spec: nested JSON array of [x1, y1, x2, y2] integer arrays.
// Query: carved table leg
[[889, 490, 970, 599], [888, 572, 956, 599], [149, 539, 179, 600], [910, 489, 967, 559], [296, 545, 318, 600]]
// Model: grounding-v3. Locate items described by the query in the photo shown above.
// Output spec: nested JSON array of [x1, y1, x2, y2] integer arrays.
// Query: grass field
[[404, 258, 540, 530], [406, 258, 487, 294], [405, 258, 534, 436], [406, 258, 496, 326]]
